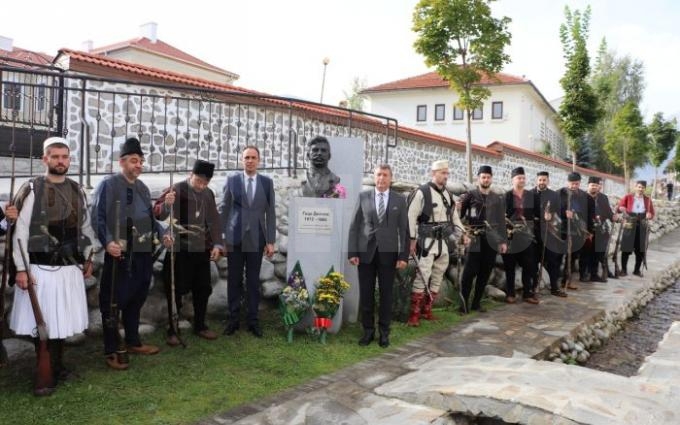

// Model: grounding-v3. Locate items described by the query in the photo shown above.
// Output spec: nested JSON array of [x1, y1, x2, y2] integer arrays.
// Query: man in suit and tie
[[348, 164, 409, 348], [220, 146, 276, 338]]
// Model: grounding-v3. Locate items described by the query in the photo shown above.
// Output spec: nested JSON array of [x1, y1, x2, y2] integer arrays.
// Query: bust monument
[[299, 136, 345, 198]]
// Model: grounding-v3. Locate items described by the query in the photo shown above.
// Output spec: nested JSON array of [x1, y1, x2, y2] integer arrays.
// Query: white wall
[[367, 83, 565, 157]]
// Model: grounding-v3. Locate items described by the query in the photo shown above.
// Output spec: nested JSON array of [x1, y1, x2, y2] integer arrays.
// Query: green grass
[[0, 305, 480, 425]]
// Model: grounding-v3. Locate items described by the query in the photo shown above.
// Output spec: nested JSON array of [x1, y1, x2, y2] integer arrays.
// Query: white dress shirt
[[375, 189, 390, 217]]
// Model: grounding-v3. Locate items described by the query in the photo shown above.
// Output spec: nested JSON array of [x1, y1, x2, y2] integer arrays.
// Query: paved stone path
[[198, 228, 680, 425]]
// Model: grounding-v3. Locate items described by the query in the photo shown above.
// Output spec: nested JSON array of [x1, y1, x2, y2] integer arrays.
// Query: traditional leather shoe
[[105, 354, 129, 371], [248, 325, 263, 338], [196, 329, 218, 340], [505, 296, 516, 304], [358, 331, 374, 346], [619, 271, 628, 277], [551, 290, 568, 298], [223, 322, 239, 336], [166, 334, 181, 347], [128, 344, 160, 355], [633, 271, 644, 277], [378, 333, 390, 348], [33, 386, 56, 397], [523, 296, 540, 305], [566, 283, 579, 290], [608, 271, 618, 279]]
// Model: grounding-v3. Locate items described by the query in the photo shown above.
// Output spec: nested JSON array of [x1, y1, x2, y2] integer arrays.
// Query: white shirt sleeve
[[12, 190, 35, 272]]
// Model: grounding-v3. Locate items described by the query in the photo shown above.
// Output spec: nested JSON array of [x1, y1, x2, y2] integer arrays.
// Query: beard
[[48, 165, 68, 176], [537, 184, 547, 191], [480, 182, 491, 189]]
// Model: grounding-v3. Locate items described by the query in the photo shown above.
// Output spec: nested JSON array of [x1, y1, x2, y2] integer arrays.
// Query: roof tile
[[364, 71, 527, 93]]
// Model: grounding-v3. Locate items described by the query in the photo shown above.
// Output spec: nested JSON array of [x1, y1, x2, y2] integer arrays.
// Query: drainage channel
[[584, 279, 680, 376]]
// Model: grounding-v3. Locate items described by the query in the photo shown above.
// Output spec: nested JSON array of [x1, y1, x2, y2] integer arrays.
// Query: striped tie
[[246, 177, 254, 205], [378, 192, 385, 223]]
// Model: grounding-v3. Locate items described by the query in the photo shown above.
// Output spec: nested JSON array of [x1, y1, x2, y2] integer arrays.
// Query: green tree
[[589, 38, 645, 173], [412, 0, 511, 182], [342, 77, 368, 111], [603, 101, 647, 187], [558, 5, 600, 170], [647, 112, 679, 197]]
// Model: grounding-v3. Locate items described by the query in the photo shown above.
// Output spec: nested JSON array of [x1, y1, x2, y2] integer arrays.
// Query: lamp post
[[320, 57, 330, 103]]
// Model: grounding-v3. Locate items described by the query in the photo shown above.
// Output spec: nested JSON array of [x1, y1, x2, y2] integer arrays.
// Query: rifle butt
[[34, 339, 54, 394], [0, 340, 7, 367]]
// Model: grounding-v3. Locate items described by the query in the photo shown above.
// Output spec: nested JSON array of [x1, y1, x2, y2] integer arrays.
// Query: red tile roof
[[0, 46, 53, 68], [91, 37, 238, 79], [363, 71, 527, 93]]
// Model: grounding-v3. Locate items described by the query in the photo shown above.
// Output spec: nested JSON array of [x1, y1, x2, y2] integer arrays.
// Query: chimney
[[140, 22, 158, 43], [0, 35, 13, 52], [82, 40, 93, 52]]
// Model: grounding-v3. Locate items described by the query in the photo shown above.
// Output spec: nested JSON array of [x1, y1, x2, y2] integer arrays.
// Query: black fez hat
[[588, 176, 601, 184], [537, 171, 549, 177], [477, 165, 493, 175], [511, 167, 525, 177], [567, 172, 581, 182], [636, 180, 647, 187], [120, 137, 144, 158], [192, 159, 215, 180]]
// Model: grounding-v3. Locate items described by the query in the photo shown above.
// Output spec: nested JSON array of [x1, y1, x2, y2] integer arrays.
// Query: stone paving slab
[[376, 355, 677, 425], [203, 229, 680, 425]]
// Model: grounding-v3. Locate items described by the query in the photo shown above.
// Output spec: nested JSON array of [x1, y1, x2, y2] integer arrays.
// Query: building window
[[492, 101, 503, 119], [3, 83, 22, 111], [434, 104, 445, 121], [453, 106, 464, 120], [472, 106, 483, 120], [36, 86, 46, 111], [416, 105, 427, 122]]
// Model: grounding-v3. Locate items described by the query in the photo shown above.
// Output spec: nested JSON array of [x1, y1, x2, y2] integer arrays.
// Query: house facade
[[364, 71, 567, 159]]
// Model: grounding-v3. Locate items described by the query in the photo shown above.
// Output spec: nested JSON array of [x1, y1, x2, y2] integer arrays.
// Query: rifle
[[612, 214, 626, 277], [534, 201, 551, 292], [17, 239, 54, 395], [0, 136, 17, 367], [565, 191, 573, 289], [167, 173, 185, 347], [642, 217, 651, 271], [108, 200, 129, 366]]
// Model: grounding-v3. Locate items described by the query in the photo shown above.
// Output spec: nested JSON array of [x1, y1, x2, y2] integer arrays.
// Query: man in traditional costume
[[618, 180, 655, 277]]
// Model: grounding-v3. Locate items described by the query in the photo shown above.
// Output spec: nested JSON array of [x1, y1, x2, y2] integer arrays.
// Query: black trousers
[[502, 245, 536, 298], [358, 250, 396, 334], [227, 232, 265, 327], [164, 251, 213, 333], [99, 252, 153, 354], [587, 233, 610, 277], [461, 237, 496, 310], [622, 222, 645, 273], [538, 248, 563, 292]]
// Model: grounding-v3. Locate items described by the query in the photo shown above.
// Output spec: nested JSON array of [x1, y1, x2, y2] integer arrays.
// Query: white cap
[[431, 160, 449, 171], [43, 137, 69, 151]]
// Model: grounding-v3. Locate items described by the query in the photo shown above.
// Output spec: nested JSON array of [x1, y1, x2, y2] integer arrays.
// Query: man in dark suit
[[220, 146, 276, 338], [348, 164, 408, 348]]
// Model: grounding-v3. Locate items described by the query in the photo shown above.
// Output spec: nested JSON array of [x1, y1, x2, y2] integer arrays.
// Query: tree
[[603, 101, 647, 187], [589, 38, 645, 173], [647, 112, 679, 197], [342, 77, 368, 111], [412, 0, 511, 182], [558, 5, 600, 170]]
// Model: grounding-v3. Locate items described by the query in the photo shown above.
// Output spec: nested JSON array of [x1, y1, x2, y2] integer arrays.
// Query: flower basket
[[312, 266, 350, 344], [278, 261, 310, 343]]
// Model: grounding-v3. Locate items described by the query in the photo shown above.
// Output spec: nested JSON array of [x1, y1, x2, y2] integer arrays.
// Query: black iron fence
[[1, 61, 397, 186]]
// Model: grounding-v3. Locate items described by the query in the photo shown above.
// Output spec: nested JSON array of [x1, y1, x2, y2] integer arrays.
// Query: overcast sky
[[3, 0, 679, 120]]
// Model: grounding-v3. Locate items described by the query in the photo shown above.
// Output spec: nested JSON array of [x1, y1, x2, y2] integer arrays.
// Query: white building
[[363, 71, 567, 159]]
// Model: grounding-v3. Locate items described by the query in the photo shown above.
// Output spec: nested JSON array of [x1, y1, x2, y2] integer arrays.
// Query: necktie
[[378, 192, 385, 223], [247, 177, 254, 205]]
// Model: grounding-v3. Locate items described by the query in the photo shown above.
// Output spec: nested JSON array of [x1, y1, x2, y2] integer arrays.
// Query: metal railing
[[1, 62, 398, 186]]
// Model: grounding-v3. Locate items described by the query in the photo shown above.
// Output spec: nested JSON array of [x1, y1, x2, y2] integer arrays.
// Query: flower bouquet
[[312, 267, 350, 344], [278, 261, 310, 343], [323, 183, 347, 199]]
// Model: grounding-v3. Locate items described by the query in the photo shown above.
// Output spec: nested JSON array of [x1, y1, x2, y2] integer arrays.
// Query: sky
[[4, 0, 680, 122]]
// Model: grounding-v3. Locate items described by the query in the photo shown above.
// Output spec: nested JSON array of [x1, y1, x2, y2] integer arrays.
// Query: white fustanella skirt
[[10, 264, 89, 339]]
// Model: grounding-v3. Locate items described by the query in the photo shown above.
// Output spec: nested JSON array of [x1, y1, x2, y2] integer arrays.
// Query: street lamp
[[320, 57, 330, 103]]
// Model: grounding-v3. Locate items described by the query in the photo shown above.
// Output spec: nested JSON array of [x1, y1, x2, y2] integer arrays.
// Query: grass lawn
[[0, 304, 485, 425]]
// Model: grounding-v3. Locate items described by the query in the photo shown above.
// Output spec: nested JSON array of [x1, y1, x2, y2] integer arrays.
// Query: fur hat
[[120, 137, 144, 158], [192, 160, 215, 180]]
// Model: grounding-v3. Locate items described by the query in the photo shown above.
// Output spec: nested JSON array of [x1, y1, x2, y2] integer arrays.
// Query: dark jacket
[[348, 189, 409, 264], [220, 173, 276, 246]]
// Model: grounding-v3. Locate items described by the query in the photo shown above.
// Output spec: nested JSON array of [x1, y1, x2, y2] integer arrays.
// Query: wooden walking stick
[[564, 191, 573, 290], [534, 201, 551, 292], [17, 239, 54, 395], [108, 200, 129, 366]]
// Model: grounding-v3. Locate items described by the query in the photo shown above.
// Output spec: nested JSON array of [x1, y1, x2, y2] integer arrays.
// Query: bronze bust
[[299, 136, 345, 198]]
